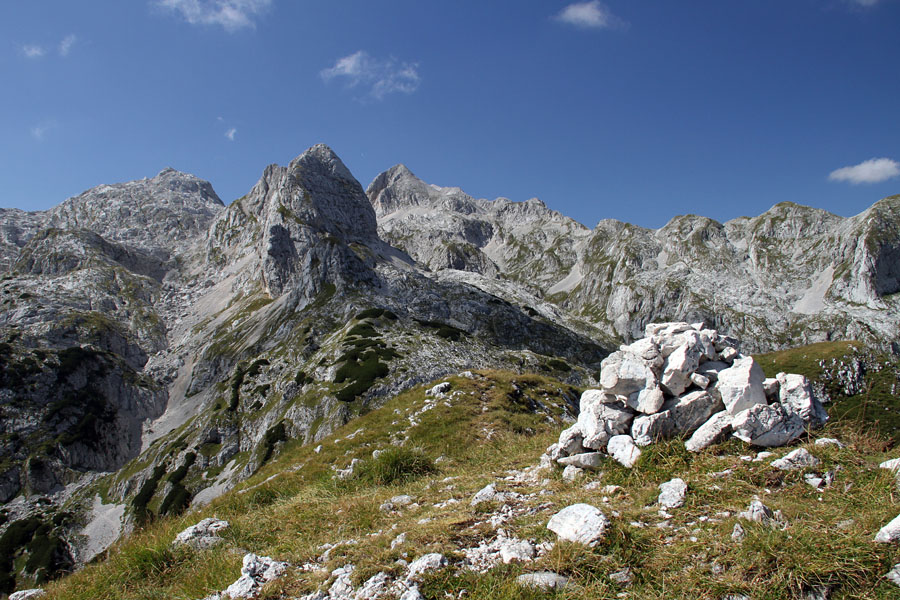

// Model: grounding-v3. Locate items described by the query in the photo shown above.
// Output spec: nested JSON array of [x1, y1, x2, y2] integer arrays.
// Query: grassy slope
[[40, 349, 900, 600]]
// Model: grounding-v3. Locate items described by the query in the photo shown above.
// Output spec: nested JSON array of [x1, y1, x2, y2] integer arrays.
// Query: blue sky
[[1, 1, 898, 228]]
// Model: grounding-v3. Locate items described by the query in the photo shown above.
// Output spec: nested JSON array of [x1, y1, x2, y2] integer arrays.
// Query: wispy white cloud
[[321, 51, 420, 100], [21, 44, 46, 59], [59, 34, 77, 57], [556, 1, 623, 30], [225, 127, 237, 141], [156, 0, 272, 32], [849, 0, 880, 6], [829, 157, 900, 184], [31, 121, 55, 141]]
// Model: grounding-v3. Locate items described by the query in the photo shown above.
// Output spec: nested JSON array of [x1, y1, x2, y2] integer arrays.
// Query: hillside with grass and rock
[[0, 144, 899, 598]]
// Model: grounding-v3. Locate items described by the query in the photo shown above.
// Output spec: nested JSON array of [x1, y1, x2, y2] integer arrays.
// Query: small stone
[[471, 483, 497, 506], [427, 382, 451, 396], [516, 572, 569, 591], [391, 533, 407, 549], [738, 499, 774, 525], [547, 503, 610, 546], [731, 522, 745, 542], [815, 438, 843, 448], [771, 448, 820, 471], [658, 478, 688, 509], [562, 465, 584, 482], [557, 452, 604, 470], [885, 563, 900, 587], [173, 517, 230, 549], [407, 553, 447, 579], [499, 539, 535, 563], [691, 373, 710, 389], [399, 587, 426, 600], [9, 590, 46, 600], [879, 458, 900, 473], [609, 567, 633, 586]]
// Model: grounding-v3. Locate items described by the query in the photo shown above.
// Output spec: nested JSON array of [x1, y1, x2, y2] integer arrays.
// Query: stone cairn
[[546, 322, 828, 470]]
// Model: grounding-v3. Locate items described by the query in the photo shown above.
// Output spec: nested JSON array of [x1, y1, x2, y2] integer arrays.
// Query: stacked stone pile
[[546, 322, 828, 469]]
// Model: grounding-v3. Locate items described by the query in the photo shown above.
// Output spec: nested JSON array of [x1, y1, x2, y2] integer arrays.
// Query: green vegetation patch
[[415, 319, 467, 341]]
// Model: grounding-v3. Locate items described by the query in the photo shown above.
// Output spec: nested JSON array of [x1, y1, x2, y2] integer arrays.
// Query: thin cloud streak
[[321, 51, 420, 100], [156, 0, 272, 32], [225, 127, 237, 141], [22, 45, 46, 59], [59, 34, 77, 57], [829, 158, 900, 184]]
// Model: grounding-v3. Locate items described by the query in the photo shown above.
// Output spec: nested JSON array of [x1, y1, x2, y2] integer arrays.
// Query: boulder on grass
[[547, 503, 610, 547], [732, 403, 805, 448]]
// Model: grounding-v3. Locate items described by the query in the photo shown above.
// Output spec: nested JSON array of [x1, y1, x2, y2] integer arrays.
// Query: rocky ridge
[[370, 166, 900, 352]]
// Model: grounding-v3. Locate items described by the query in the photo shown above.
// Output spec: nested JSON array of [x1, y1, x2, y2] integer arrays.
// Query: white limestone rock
[[875, 513, 900, 543], [547, 503, 610, 546], [660, 343, 702, 397], [776, 372, 828, 428], [174, 517, 230, 550], [223, 553, 289, 599], [738, 499, 775, 525], [690, 373, 710, 389], [662, 390, 725, 435], [407, 553, 447, 579], [815, 438, 844, 448], [577, 393, 635, 450], [658, 478, 688, 509], [626, 385, 666, 415], [328, 564, 355, 599], [599, 350, 659, 397], [607, 434, 642, 468], [557, 424, 585, 456], [631, 411, 677, 447], [732, 403, 805, 447], [562, 465, 584, 482], [770, 448, 820, 471], [716, 357, 767, 415], [516, 572, 570, 591], [886, 564, 900, 587], [9, 590, 46, 600], [685, 410, 732, 453], [499, 539, 535, 564], [557, 452, 604, 470]]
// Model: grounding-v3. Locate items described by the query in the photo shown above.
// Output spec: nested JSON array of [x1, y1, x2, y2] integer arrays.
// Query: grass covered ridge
[[35, 356, 900, 599]]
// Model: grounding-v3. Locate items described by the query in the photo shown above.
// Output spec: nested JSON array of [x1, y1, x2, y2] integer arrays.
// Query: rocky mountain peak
[[42, 168, 224, 258]]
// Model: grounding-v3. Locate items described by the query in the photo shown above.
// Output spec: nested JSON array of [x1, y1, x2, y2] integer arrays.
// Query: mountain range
[[0, 144, 897, 591]]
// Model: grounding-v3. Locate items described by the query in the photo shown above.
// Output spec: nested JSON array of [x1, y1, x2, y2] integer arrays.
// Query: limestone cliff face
[[370, 167, 900, 353]]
